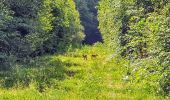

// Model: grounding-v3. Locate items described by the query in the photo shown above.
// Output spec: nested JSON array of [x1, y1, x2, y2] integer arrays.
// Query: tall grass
[[0, 43, 168, 99]]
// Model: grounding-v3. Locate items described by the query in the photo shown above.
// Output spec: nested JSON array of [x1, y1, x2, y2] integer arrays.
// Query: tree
[[0, 0, 83, 69], [98, 0, 170, 95]]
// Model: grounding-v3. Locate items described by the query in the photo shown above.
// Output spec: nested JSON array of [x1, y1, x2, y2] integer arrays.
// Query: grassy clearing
[[0, 44, 167, 100]]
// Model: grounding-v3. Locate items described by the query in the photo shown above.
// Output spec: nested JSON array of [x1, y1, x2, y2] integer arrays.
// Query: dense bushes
[[98, 0, 170, 96], [0, 0, 83, 70], [0, 2, 13, 70], [1, 0, 170, 97]]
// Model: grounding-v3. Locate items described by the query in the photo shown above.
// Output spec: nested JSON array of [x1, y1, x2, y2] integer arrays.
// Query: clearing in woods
[[0, 44, 164, 100]]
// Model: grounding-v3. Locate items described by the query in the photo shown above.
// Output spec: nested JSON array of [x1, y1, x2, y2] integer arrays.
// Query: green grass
[[0, 44, 168, 100]]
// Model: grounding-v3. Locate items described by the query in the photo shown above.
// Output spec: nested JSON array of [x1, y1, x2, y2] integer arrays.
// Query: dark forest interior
[[75, 0, 103, 44]]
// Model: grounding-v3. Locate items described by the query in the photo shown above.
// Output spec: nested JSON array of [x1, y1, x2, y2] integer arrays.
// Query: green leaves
[[0, 0, 83, 70], [98, 0, 170, 96]]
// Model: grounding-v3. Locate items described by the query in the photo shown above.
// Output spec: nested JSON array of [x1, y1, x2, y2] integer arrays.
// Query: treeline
[[0, 0, 83, 70], [98, 0, 170, 95]]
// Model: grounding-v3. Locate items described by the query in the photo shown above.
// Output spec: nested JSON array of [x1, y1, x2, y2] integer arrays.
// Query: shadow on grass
[[0, 55, 77, 92]]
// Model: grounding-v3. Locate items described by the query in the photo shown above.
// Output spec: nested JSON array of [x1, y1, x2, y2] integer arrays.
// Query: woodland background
[[0, 0, 170, 99]]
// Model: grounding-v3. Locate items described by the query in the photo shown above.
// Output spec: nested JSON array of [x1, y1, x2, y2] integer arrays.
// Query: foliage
[[0, 44, 166, 99], [0, 0, 83, 70], [98, 0, 170, 96], [75, 0, 102, 44], [0, 2, 13, 70], [0, 0, 170, 99], [75, 0, 98, 31]]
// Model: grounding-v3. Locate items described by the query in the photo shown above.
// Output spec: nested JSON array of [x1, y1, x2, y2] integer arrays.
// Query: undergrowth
[[0, 43, 169, 100]]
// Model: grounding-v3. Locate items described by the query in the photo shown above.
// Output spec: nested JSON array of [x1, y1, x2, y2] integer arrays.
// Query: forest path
[[0, 45, 163, 100], [52, 45, 162, 100]]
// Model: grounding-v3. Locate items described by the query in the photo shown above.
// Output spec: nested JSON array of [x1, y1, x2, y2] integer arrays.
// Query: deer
[[91, 54, 98, 59], [82, 54, 87, 60]]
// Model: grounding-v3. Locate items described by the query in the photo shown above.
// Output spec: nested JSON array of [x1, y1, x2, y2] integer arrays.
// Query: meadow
[[0, 44, 167, 100]]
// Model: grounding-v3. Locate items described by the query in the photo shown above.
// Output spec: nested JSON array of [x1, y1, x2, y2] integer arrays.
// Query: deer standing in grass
[[83, 54, 98, 60], [82, 54, 87, 60], [91, 54, 98, 59]]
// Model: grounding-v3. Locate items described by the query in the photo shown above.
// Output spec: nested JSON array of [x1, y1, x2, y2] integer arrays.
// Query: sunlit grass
[[0, 43, 168, 99]]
